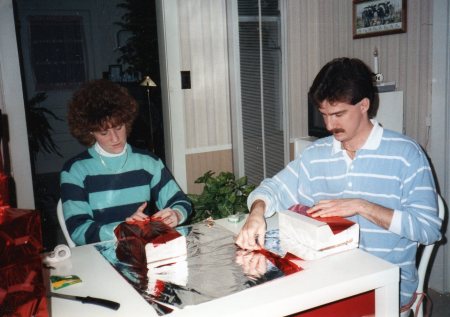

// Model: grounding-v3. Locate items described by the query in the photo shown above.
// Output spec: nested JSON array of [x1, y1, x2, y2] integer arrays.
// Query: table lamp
[[140, 76, 157, 151]]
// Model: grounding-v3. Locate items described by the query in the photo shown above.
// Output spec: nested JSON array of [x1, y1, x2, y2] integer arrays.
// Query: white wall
[[429, 0, 450, 294], [178, 0, 231, 151], [286, 0, 435, 148], [0, 0, 35, 208]]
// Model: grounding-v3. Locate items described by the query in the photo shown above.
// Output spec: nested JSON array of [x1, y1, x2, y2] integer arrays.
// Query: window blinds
[[238, 0, 284, 185]]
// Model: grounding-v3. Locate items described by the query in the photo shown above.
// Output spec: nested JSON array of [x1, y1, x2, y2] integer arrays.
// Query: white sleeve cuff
[[388, 209, 402, 234], [248, 194, 275, 218]]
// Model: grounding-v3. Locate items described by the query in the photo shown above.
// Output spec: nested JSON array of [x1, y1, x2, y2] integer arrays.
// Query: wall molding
[[185, 144, 232, 155]]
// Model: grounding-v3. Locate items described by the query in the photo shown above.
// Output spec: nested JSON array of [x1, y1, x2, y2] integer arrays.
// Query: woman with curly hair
[[60, 79, 192, 246]]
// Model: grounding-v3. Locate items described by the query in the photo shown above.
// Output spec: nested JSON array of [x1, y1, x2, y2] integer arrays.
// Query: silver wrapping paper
[[96, 222, 285, 315]]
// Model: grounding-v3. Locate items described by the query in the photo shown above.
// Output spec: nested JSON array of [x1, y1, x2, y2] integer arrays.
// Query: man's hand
[[307, 198, 393, 229], [307, 198, 363, 218], [235, 250, 267, 280], [235, 200, 266, 250]]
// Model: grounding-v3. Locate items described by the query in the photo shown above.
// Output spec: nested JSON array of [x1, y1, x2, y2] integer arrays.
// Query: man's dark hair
[[308, 57, 378, 118]]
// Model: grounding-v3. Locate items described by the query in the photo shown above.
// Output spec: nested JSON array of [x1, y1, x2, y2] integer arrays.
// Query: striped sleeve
[[143, 150, 192, 224], [60, 154, 119, 245]]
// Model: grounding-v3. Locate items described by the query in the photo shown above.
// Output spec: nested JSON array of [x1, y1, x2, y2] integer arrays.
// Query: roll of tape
[[44, 244, 71, 264]]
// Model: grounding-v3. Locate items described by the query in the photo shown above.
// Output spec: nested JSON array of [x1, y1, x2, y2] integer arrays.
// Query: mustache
[[330, 128, 345, 134]]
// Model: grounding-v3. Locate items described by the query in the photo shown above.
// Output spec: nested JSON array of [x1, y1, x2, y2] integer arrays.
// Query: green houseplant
[[188, 171, 256, 224], [25, 92, 62, 158]]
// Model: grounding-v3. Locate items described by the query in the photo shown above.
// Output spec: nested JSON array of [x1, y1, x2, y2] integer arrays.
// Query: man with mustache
[[236, 57, 442, 314]]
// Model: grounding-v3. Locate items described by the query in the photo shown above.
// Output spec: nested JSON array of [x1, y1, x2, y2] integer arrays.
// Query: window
[[231, 0, 287, 185], [28, 16, 87, 90]]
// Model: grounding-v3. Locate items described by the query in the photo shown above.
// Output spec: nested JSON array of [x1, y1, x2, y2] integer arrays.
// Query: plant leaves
[[25, 92, 63, 157], [188, 170, 256, 223]]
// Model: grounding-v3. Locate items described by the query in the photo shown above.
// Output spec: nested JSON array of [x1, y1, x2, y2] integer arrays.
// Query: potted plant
[[188, 170, 256, 224], [25, 92, 62, 159], [24, 92, 63, 248]]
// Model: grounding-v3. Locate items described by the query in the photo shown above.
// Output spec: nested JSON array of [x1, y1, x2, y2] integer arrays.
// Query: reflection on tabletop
[[96, 222, 300, 315]]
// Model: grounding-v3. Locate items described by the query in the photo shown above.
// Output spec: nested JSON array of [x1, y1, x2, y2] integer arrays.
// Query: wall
[[177, 0, 234, 194], [173, 0, 437, 192], [178, 0, 436, 191], [286, 0, 433, 149], [429, 0, 450, 294], [0, 0, 35, 208], [186, 148, 233, 193], [177, 0, 436, 173], [15, 0, 125, 174]]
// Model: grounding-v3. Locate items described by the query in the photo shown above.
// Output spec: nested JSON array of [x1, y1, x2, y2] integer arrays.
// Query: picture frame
[[108, 64, 122, 82], [353, 0, 407, 39]]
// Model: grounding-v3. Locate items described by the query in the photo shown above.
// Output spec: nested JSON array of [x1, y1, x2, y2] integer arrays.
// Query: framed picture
[[353, 0, 407, 39], [108, 64, 122, 82]]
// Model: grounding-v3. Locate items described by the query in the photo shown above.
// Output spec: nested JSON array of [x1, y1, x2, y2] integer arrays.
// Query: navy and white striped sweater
[[60, 144, 191, 246]]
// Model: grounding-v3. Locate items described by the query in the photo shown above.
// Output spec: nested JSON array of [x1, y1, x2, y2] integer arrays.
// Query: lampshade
[[140, 76, 157, 87]]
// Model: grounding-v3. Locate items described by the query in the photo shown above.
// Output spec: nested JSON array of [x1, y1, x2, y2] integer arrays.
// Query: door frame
[[155, 0, 188, 191], [0, 0, 35, 208], [429, 0, 450, 293]]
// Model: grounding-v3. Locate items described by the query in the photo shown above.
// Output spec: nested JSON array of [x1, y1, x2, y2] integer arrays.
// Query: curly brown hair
[[68, 79, 138, 146]]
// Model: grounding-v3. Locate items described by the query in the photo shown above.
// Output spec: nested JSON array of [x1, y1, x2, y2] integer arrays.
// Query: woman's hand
[[125, 201, 149, 223], [152, 208, 181, 228]]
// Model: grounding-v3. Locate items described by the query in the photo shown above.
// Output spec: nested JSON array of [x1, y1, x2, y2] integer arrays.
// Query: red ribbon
[[119, 217, 181, 246], [255, 248, 303, 275]]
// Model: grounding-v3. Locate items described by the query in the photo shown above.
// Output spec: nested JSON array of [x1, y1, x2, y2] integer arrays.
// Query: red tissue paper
[[114, 218, 180, 270], [0, 208, 49, 317], [0, 257, 48, 317], [0, 208, 43, 266]]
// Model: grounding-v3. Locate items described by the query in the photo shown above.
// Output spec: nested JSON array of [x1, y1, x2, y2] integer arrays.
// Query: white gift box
[[147, 259, 189, 287], [279, 209, 359, 260], [145, 235, 187, 267]]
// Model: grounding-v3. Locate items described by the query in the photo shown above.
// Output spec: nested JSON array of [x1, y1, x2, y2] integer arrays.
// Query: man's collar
[[331, 119, 383, 155]]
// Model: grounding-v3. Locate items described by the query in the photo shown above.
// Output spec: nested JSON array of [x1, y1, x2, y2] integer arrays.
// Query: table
[[49, 214, 399, 317]]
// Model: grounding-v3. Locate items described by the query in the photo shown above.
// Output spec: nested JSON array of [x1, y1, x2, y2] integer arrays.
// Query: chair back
[[410, 194, 446, 317], [57, 199, 76, 247]]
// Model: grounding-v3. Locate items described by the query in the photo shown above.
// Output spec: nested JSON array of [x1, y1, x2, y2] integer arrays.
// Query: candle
[[373, 48, 379, 74]]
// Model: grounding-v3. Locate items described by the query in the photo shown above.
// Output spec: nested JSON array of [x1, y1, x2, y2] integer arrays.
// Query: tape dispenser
[[44, 244, 71, 264]]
